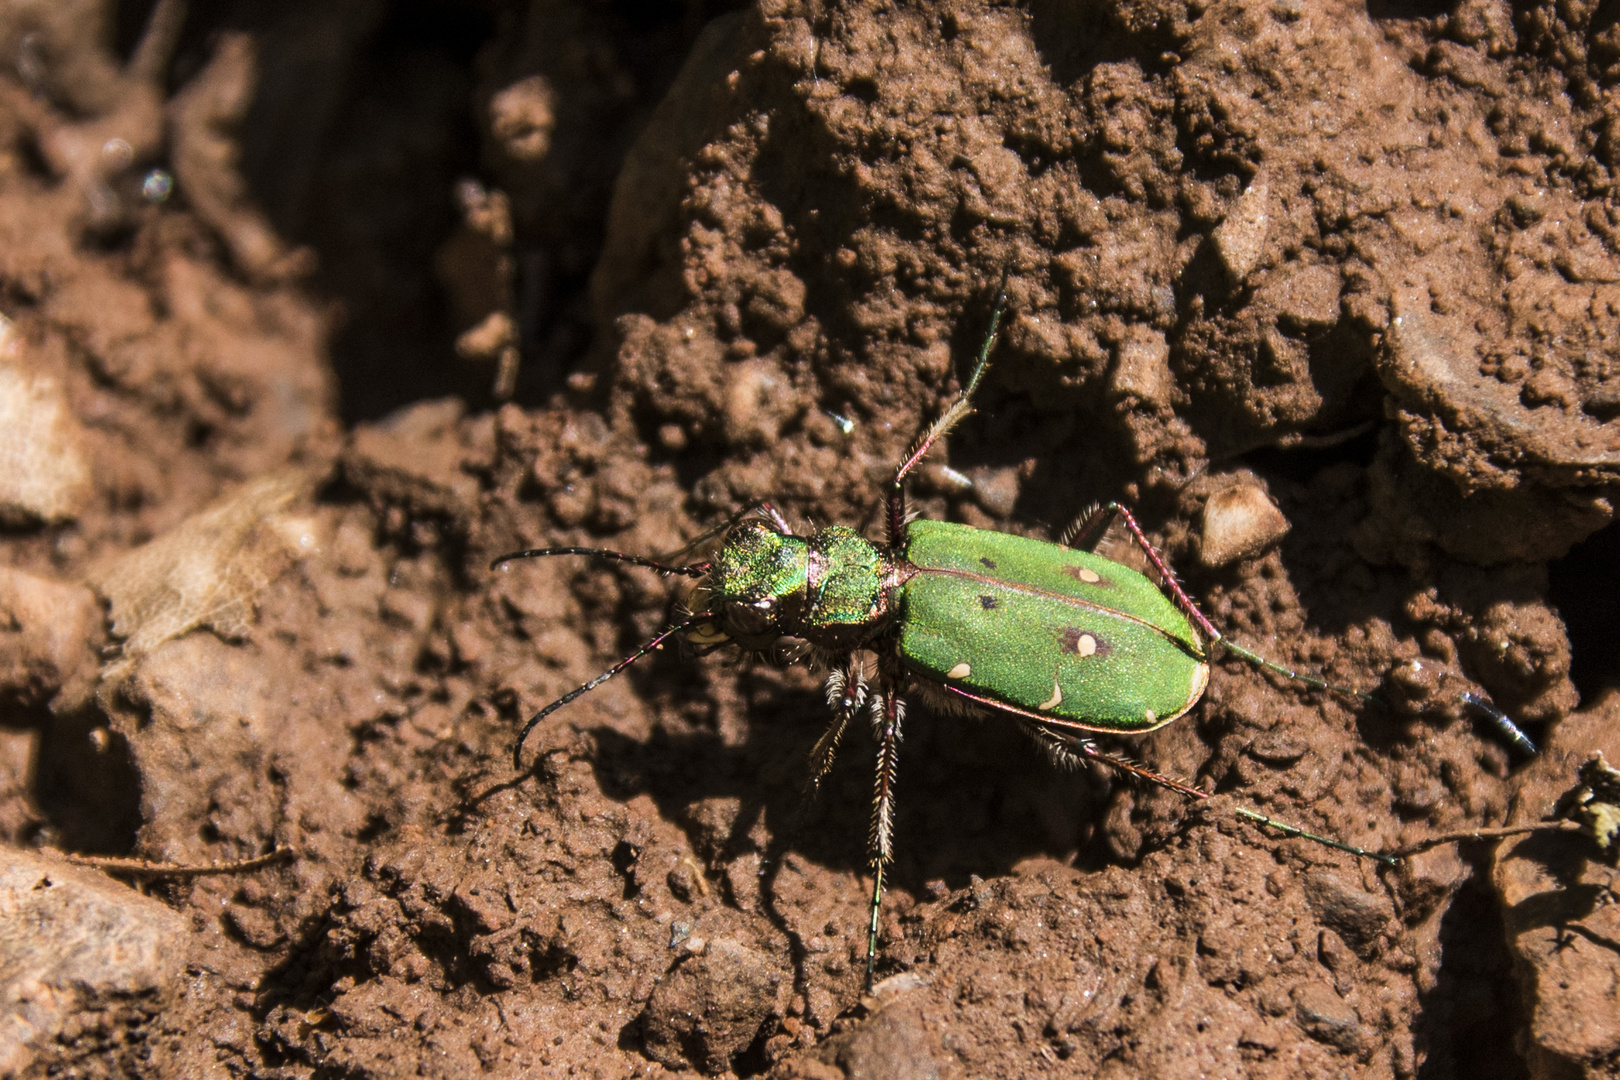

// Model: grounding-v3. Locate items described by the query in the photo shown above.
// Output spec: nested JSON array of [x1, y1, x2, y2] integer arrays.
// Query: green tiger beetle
[[493, 287, 1534, 990]]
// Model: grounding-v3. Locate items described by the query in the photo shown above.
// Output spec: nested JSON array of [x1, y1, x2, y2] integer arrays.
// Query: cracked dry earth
[[0, 0, 1619, 1077]]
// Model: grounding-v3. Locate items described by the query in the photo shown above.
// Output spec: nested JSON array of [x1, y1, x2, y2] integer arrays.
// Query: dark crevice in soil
[[1547, 518, 1620, 705], [1233, 422, 1383, 482], [113, 0, 165, 62], [1366, 0, 1459, 22], [155, 1, 501, 422], [1415, 865, 1531, 1080], [32, 716, 143, 855], [254, 4, 494, 423]]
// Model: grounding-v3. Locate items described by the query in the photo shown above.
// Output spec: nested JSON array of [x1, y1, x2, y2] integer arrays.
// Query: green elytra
[[493, 287, 1398, 991], [900, 521, 1208, 731]]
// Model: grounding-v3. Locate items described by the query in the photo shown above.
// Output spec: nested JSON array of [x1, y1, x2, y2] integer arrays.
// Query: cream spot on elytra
[[1078, 567, 1101, 584], [1038, 682, 1063, 711], [946, 662, 972, 680], [1077, 633, 1097, 657]]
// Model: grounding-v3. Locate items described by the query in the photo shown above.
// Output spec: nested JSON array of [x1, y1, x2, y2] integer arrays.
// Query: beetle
[[494, 287, 1410, 989]]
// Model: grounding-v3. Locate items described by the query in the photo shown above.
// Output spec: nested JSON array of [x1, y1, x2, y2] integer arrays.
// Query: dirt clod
[[0, 337, 91, 526], [0, 568, 99, 712], [1493, 696, 1620, 1079], [0, 850, 186, 1076], [644, 934, 793, 1074]]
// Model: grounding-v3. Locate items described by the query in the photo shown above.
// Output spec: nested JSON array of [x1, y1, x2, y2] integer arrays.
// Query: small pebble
[[1200, 484, 1290, 567]]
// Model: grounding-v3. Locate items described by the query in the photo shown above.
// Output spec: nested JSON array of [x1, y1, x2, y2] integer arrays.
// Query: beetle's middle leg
[[863, 669, 905, 990], [809, 653, 866, 791]]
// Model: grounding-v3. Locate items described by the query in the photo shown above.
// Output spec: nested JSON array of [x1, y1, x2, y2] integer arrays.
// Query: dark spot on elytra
[[1060, 628, 1111, 657], [979, 595, 997, 609], [979, 557, 997, 569]]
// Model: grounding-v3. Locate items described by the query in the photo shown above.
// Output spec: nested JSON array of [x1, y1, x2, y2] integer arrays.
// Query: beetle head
[[705, 519, 809, 648]]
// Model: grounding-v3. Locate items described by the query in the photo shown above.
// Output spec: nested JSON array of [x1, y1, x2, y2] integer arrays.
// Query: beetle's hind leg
[[1066, 504, 1349, 672], [1020, 717, 1215, 801], [1063, 503, 1212, 626], [1069, 503, 1379, 705], [1017, 721, 1192, 793], [1091, 507, 1387, 717], [1032, 727, 1399, 864], [1018, 719, 1093, 772], [1462, 691, 1538, 757], [809, 654, 866, 792], [1058, 503, 1108, 550]]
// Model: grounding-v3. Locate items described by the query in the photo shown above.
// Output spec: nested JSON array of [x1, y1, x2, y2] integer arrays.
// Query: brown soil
[[0, 0, 1617, 1077]]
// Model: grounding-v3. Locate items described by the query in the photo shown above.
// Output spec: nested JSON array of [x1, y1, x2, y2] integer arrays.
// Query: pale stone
[[0, 320, 91, 525], [1200, 484, 1291, 567]]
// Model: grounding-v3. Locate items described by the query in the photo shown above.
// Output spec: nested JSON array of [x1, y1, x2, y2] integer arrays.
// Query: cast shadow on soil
[[572, 668, 1121, 904], [1025, 0, 1182, 86], [583, 721, 866, 886], [1499, 831, 1620, 958]]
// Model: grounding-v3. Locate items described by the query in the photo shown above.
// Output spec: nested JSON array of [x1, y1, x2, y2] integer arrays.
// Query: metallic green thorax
[[802, 526, 890, 650], [897, 521, 1209, 732]]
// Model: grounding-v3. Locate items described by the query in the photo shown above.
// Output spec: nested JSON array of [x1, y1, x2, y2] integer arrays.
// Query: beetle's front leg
[[864, 666, 905, 990], [809, 653, 865, 791], [887, 284, 1009, 545]]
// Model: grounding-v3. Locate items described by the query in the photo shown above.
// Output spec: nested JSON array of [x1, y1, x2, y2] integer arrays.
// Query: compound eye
[[750, 597, 780, 628], [725, 597, 774, 637]]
